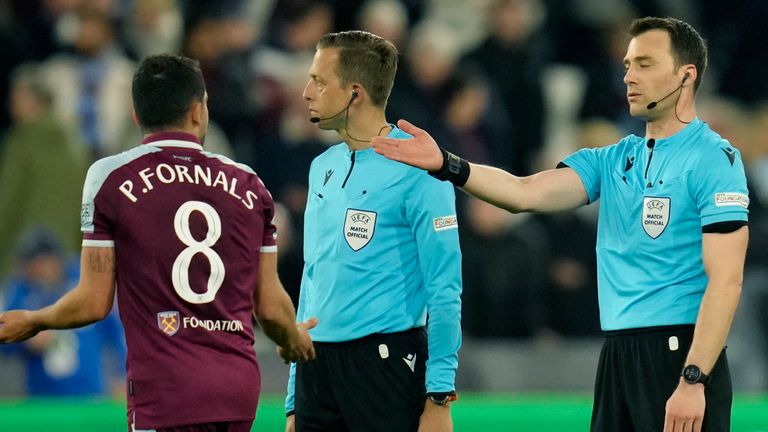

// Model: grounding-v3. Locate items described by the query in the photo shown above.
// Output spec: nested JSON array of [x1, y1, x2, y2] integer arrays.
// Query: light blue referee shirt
[[286, 126, 463, 412], [563, 118, 749, 331]]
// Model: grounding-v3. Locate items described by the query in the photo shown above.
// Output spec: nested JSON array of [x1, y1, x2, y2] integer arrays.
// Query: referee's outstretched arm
[[372, 119, 589, 214]]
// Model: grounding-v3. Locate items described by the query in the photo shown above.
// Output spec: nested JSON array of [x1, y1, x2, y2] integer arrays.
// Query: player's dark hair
[[629, 17, 708, 92], [132, 54, 206, 131], [317, 31, 398, 108]]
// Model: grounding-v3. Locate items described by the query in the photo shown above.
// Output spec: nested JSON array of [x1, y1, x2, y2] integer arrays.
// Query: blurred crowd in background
[[1, 0, 767, 396]]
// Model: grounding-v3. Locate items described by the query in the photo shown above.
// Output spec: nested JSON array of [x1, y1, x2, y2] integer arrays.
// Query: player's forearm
[[34, 284, 110, 330], [255, 288, 300, 349], [684, 279, 741, 374]]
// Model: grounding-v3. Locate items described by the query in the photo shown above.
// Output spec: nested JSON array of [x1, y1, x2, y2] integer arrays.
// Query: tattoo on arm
[[88, 251, 115, 273]]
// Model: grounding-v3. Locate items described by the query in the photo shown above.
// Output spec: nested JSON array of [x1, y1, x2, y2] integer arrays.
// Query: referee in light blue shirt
[[372, 17, 748, 432], [286, 31, 462, 432]]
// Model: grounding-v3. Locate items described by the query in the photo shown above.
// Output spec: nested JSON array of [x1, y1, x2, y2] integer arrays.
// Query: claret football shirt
[[81, 132, 277, 429]]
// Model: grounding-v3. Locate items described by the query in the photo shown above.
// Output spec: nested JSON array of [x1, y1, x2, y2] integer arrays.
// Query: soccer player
[[286, 31, 463, 432], [373, 17, 748, 432], [0, 54, 316, 432]]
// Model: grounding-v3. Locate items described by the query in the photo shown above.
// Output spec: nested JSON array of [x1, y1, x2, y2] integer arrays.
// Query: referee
[[286, 31, 462, 431], [373, 17, 748, 432]]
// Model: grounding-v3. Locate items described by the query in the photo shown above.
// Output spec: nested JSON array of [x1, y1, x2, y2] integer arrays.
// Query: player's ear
[[131, 109, 141, 127], [189, 101, 203, 127]]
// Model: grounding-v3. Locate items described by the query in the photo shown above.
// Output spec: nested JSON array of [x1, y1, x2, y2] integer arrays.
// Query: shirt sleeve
[[285, 362, 297, 414], [689, 143, 749, 226], [561, 147, 604, 204], [256, 177, 278, 253], [404, 171, 462, 393], [286, 161, 318, 414], [81, 160, 116, 247], [284, 268, 309, 413]]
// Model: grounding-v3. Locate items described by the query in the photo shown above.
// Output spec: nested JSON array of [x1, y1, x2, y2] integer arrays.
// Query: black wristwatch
[[681, 364, 711, 386], [427, 392, 457, 406]]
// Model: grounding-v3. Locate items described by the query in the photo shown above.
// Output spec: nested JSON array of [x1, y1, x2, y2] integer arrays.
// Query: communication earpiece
[[682, 72, 691, 83], [351, 90, 358, 100]]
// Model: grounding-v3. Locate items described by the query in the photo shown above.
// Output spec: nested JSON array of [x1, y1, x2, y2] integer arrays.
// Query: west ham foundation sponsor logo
[[182, 316, 245, 332], [344, 209, 377, 251], [157, 311, 180, 336], [156, 311, 244, 335], [642, 197, 670, 239]]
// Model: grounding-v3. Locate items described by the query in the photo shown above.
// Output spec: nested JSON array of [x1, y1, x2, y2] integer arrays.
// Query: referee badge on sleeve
[[344, 209, 377, 251], [642, 197, 670, 239]]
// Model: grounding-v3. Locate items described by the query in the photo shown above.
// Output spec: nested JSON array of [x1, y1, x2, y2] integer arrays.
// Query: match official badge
[[642, 197, 670, 239], [157, 311, 180, 336], [344, 209, 377, 251]]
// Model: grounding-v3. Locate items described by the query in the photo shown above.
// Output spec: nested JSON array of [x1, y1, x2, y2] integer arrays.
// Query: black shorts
[[295, 327, 427, 432], [591, 324, 731, 432]]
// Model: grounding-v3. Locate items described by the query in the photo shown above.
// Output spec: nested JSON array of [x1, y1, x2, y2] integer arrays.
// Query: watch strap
[[426, 391, 458, 405]]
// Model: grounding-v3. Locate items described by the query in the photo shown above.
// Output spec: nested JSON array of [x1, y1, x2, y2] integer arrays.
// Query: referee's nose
[[303, 79, 314, 101]]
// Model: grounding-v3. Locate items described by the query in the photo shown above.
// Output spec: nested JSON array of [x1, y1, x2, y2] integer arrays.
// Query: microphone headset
[[308, 89, 386, 143], [646, 72, 689, 109], [646, 72, 691, 124], [310, 90, 358, 123]]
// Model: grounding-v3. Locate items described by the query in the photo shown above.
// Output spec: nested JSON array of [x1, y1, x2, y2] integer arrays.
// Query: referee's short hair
[[132, 54, 206, 132], [629, 17, 708, 92], [317, 31, 398, 108]]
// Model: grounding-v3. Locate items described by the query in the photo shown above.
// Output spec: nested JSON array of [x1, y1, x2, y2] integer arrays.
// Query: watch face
[[683, 365, 701, 382]]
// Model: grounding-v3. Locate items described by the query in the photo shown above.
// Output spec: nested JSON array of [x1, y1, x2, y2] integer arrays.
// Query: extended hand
[[664, 382, 705, 432], [277, 317, 318, 363], [371, 119, 444, 172], [418, 400, 453, 432], [0, 310, 40, 344]]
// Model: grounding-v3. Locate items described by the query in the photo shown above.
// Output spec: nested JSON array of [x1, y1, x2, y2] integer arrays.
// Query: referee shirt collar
[[142, 132, 203, 150], [649, 117, 703, 148]]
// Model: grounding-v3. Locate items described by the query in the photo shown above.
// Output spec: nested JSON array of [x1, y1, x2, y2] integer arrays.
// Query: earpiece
[[683, 72, 691, 83], [351, 90, 358, 100]]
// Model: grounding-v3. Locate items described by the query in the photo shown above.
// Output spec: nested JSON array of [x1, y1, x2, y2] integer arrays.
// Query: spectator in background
[[0, 64, 89, 280], [0, 228, 126, 397], [249, 0, 335, 215], [357, 0, 409, 50], [182, 4, 259, 161], [38, 5, 135, 159], [460, 198, 549, 338], [461, 0, 547, 175], [578, 16, 645, 137], [388, 22, 461, 155], [442, 65, 514, 169], [123, 0, 184, 59]]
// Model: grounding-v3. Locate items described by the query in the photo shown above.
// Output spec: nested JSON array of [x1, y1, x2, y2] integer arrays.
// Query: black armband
[[429, 148, 471, 187], [702, 220, 747, 234]]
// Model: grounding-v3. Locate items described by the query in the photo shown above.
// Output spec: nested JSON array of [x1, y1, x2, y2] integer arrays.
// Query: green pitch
[[1, 393, 767, 431]]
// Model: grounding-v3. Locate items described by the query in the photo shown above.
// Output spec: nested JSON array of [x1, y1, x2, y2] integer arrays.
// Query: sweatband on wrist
[[429, 148, 470, 187]]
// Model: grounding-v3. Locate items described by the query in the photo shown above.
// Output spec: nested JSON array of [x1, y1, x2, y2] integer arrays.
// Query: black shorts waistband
[[313, 327, 425, 348], [605, 324, 694, 338]]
